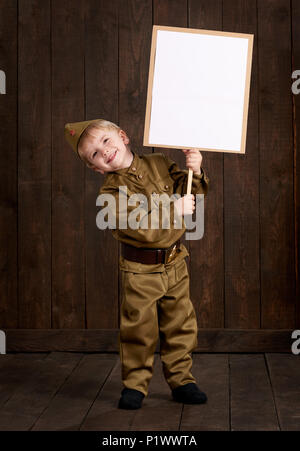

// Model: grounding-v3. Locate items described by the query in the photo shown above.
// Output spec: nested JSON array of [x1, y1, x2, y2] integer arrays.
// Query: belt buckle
[[165, 243, 177, 264]]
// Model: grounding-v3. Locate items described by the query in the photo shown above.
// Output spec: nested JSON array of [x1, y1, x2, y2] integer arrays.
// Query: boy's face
[[78, 127, 131, 174]]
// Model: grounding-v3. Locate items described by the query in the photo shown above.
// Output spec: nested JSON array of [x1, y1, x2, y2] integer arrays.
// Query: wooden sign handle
[[185, 148, 201, 194], [186, 168, 193, 195]]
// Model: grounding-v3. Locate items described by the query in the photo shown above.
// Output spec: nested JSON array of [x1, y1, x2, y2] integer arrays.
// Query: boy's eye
[[92, 151, 97, 158], [104, 138, 109, 143]]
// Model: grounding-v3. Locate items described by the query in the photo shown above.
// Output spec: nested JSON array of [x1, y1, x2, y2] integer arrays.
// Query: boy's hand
[[182, 149, 202, 175], [174, 194, 195, 216]]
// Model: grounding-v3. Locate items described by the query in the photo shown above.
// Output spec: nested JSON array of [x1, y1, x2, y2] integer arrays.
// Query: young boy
[[64, 119, 209, 409]]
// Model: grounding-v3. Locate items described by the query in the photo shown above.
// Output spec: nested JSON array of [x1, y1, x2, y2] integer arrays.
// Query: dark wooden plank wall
[[0, 0, 298, 348], [292, 0, 300, 328], [223, 1, 260, 329], [18, 1, 52, 328], [0, 0, 18, 328], [259, 0, 295, 329]]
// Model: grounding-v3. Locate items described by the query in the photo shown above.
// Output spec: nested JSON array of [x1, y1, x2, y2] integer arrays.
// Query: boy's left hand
[[182, 149, 202, 175]]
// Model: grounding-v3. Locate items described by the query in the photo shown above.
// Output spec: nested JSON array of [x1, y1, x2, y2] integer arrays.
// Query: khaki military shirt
[[98, 150, 209, 250]]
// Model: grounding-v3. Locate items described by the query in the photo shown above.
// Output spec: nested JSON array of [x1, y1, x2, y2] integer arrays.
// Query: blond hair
[[78, 119, 121, 166]]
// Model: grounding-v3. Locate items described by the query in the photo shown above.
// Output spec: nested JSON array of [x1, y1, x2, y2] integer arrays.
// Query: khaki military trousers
[[118, 244, 198, 397]]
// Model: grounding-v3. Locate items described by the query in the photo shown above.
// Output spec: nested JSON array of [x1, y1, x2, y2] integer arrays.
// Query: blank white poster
[[145, 28, 253, 153]]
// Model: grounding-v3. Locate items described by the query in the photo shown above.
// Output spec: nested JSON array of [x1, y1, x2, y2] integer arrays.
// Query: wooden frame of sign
[[143, 25, 254, 194], [143, 25, 254, 155]]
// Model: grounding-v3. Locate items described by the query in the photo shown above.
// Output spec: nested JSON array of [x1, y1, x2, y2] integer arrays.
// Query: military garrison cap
[[64, 119, 102, 156]]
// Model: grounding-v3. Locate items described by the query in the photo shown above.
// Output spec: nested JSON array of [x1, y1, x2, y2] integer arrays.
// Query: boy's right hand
[[174, 194, 195, 216]]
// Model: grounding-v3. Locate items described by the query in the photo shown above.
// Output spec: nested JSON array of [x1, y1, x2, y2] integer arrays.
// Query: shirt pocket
[[156, 174, 174, 195]]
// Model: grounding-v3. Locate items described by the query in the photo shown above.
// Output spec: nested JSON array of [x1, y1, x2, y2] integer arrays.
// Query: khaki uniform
[[99, 150, 209, 396]]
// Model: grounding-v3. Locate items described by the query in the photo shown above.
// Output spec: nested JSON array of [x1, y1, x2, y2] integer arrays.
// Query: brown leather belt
[[121, 239, 181, 265]]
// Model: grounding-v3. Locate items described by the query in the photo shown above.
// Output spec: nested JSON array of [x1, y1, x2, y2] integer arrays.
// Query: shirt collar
[[109, 150, 142, 176]]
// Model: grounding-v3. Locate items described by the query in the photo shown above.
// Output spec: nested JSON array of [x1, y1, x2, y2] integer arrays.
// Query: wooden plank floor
[[0, 352, 299, 431]]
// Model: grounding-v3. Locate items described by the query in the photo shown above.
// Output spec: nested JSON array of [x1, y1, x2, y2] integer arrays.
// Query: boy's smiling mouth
[[107, 150, 117, 164]]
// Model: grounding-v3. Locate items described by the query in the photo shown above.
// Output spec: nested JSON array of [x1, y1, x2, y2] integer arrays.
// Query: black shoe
[[172, 383, 207, 404], [118, 388, 145, 410]]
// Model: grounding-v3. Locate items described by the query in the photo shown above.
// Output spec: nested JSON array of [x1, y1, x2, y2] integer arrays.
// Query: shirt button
[[164, 185, 169, 189], [174, 220, 177, 224], [138, 174, 143, 179], [132, 167, 136, 171]]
